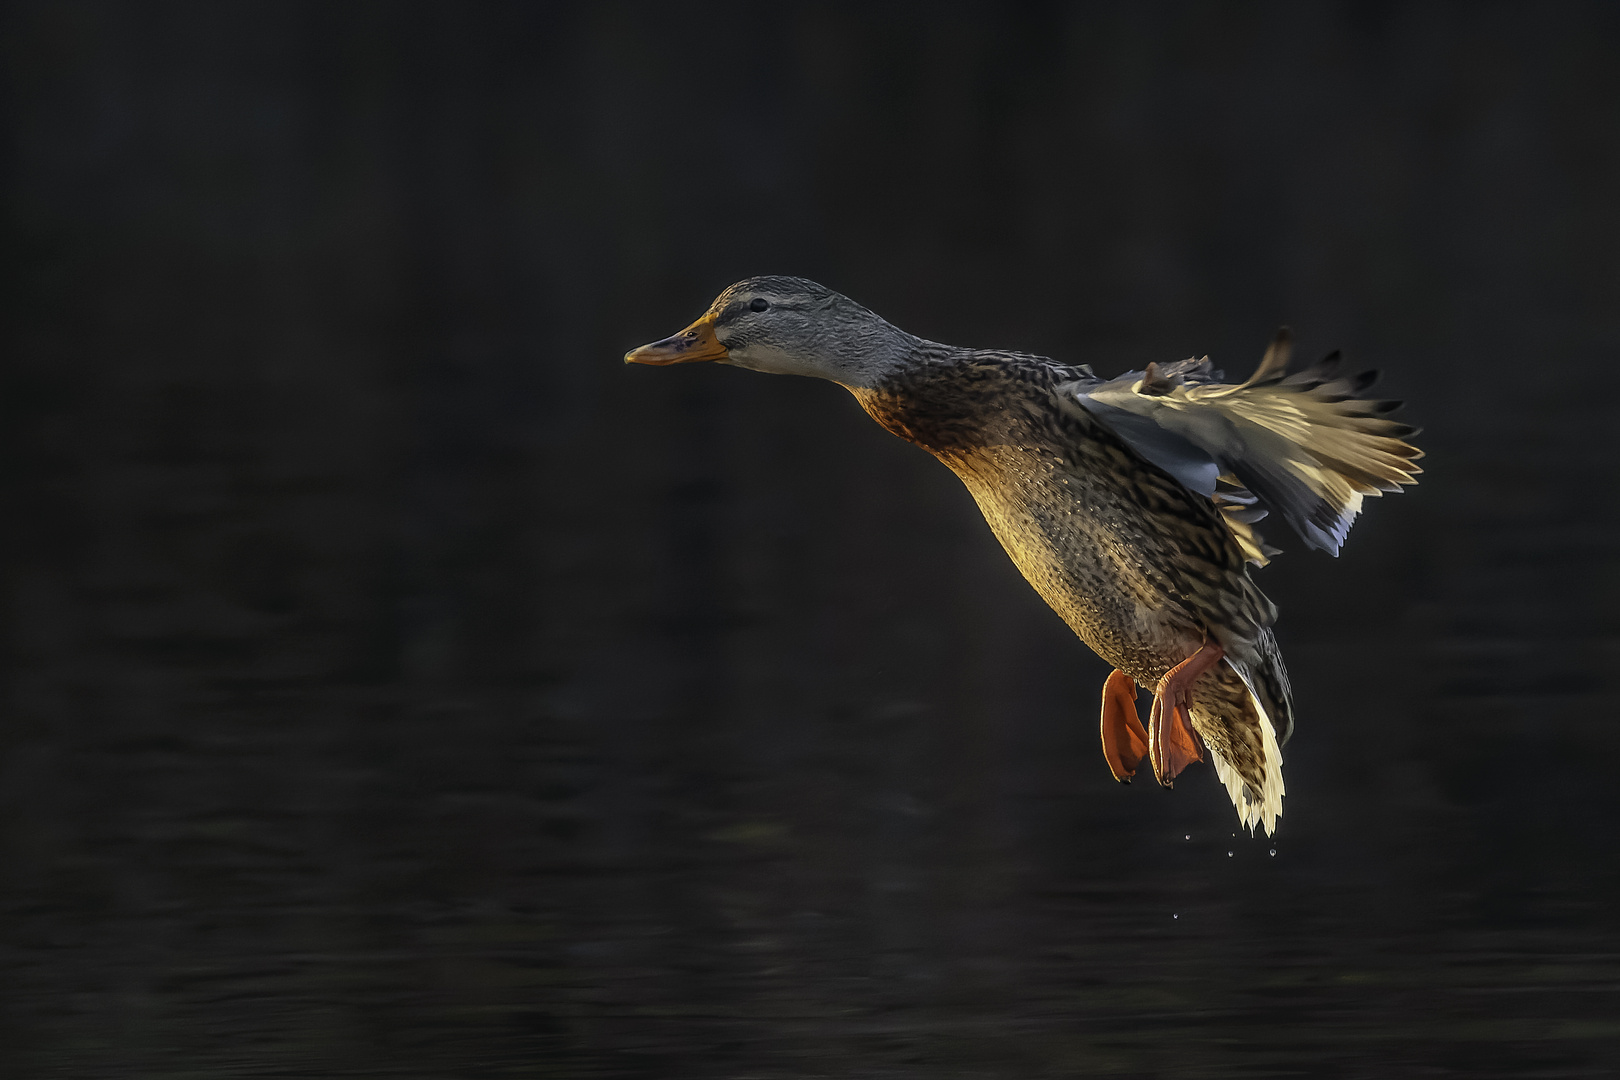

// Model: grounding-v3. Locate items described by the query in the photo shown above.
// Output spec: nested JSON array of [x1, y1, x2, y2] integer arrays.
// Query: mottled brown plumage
[[855, 353, 1290, 827], [625, 277, 1422, 835]]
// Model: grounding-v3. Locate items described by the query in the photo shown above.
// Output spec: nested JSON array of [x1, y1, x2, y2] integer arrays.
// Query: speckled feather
[[629, 276, 1421, 835], [852, 347, 1292, 811]]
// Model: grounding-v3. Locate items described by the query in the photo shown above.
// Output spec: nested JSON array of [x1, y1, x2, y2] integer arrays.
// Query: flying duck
[[626, 277, 1422, 835]]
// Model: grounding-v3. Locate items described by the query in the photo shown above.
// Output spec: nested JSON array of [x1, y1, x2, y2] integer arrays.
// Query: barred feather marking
[[1205, 658, 1286, 836], [1070, 345, 1423, 558]]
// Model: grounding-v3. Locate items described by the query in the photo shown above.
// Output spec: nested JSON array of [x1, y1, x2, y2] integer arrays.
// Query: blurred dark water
[[4, 2, 1620, 1076]]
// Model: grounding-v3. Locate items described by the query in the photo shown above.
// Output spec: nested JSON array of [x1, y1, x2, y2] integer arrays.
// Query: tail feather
[[1193, 654, 1288, 836], [1221, 662, 1286, 837]]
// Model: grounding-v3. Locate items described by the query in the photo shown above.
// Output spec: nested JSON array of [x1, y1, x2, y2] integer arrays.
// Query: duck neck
[[828, 321, 930, 391], [844, 339, 1014, 454]]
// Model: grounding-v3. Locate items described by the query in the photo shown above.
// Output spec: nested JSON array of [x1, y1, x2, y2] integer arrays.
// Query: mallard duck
[[626, 277, 1421, 835]]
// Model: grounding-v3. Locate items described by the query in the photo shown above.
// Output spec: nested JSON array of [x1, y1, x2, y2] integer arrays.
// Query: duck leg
[[1148, 640, 1223, 787], [1100, 669, 1149, 782]]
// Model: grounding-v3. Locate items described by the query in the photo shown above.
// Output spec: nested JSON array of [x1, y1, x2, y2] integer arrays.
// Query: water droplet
[[1184, 834, 1190, 841], [1172, 913, 1179, 919], [1269, 848, 1277, 857], [1227, 851, 1234, 858]]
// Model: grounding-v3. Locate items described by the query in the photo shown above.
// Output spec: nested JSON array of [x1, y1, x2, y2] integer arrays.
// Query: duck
[[625, 277, 1421, 835]]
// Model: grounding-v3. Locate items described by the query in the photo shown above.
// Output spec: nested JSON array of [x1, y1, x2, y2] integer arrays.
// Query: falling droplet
[[1184, 834, 1190, 841], [1269, 848, 1277, 857], [1227, 851, 1234, 858], [1172, 913, 1179, 920]]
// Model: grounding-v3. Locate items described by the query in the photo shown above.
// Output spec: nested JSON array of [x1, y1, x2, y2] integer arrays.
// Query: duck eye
[[749, 297, 770, 312]]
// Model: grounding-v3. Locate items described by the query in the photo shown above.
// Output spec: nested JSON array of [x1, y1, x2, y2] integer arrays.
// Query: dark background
[[4, 2, 1619, 1076]]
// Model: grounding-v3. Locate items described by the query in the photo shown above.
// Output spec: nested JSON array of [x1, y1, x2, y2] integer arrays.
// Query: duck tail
[[1207, 657, 1287, 837]]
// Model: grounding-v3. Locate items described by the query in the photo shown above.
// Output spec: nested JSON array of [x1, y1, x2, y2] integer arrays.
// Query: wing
[[1063, 330, 1423, 561]]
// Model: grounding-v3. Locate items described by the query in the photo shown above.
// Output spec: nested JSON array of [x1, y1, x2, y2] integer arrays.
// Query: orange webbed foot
[[1148, 641, 1223, 787], [1100, 669, 1149, 782]]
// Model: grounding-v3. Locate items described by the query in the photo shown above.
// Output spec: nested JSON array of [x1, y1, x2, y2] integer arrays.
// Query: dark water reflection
[[5, 2, 1620, 1076]]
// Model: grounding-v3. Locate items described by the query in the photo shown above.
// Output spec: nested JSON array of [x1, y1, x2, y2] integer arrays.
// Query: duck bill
[[624, 314, 729, 366]]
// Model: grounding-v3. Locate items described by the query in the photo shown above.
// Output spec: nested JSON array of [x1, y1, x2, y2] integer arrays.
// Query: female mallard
[[626, 277, 1421, 835]]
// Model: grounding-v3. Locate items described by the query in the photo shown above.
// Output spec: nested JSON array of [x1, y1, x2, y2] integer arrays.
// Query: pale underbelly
[[957, 471, 1203, 685], [948, 454, 1278, 811]]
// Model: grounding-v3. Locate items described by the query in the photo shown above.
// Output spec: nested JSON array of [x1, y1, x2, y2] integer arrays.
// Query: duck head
[[624, 276, 916, 389]]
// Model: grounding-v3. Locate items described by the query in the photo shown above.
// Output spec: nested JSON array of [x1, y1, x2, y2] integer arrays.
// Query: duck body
[[626, 276, 1421, 836], [853, 348, 1291, 826]]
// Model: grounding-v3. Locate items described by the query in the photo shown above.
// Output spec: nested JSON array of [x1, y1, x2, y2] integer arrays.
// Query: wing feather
[[1067, 337, 1422, 558]]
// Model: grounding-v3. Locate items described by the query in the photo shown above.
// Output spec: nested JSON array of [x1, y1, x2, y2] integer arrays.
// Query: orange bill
[[624, 313, 728, 365]]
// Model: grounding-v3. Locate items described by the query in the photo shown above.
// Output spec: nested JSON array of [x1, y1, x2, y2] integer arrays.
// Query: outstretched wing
[[1064, 330, 1423, 561]]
